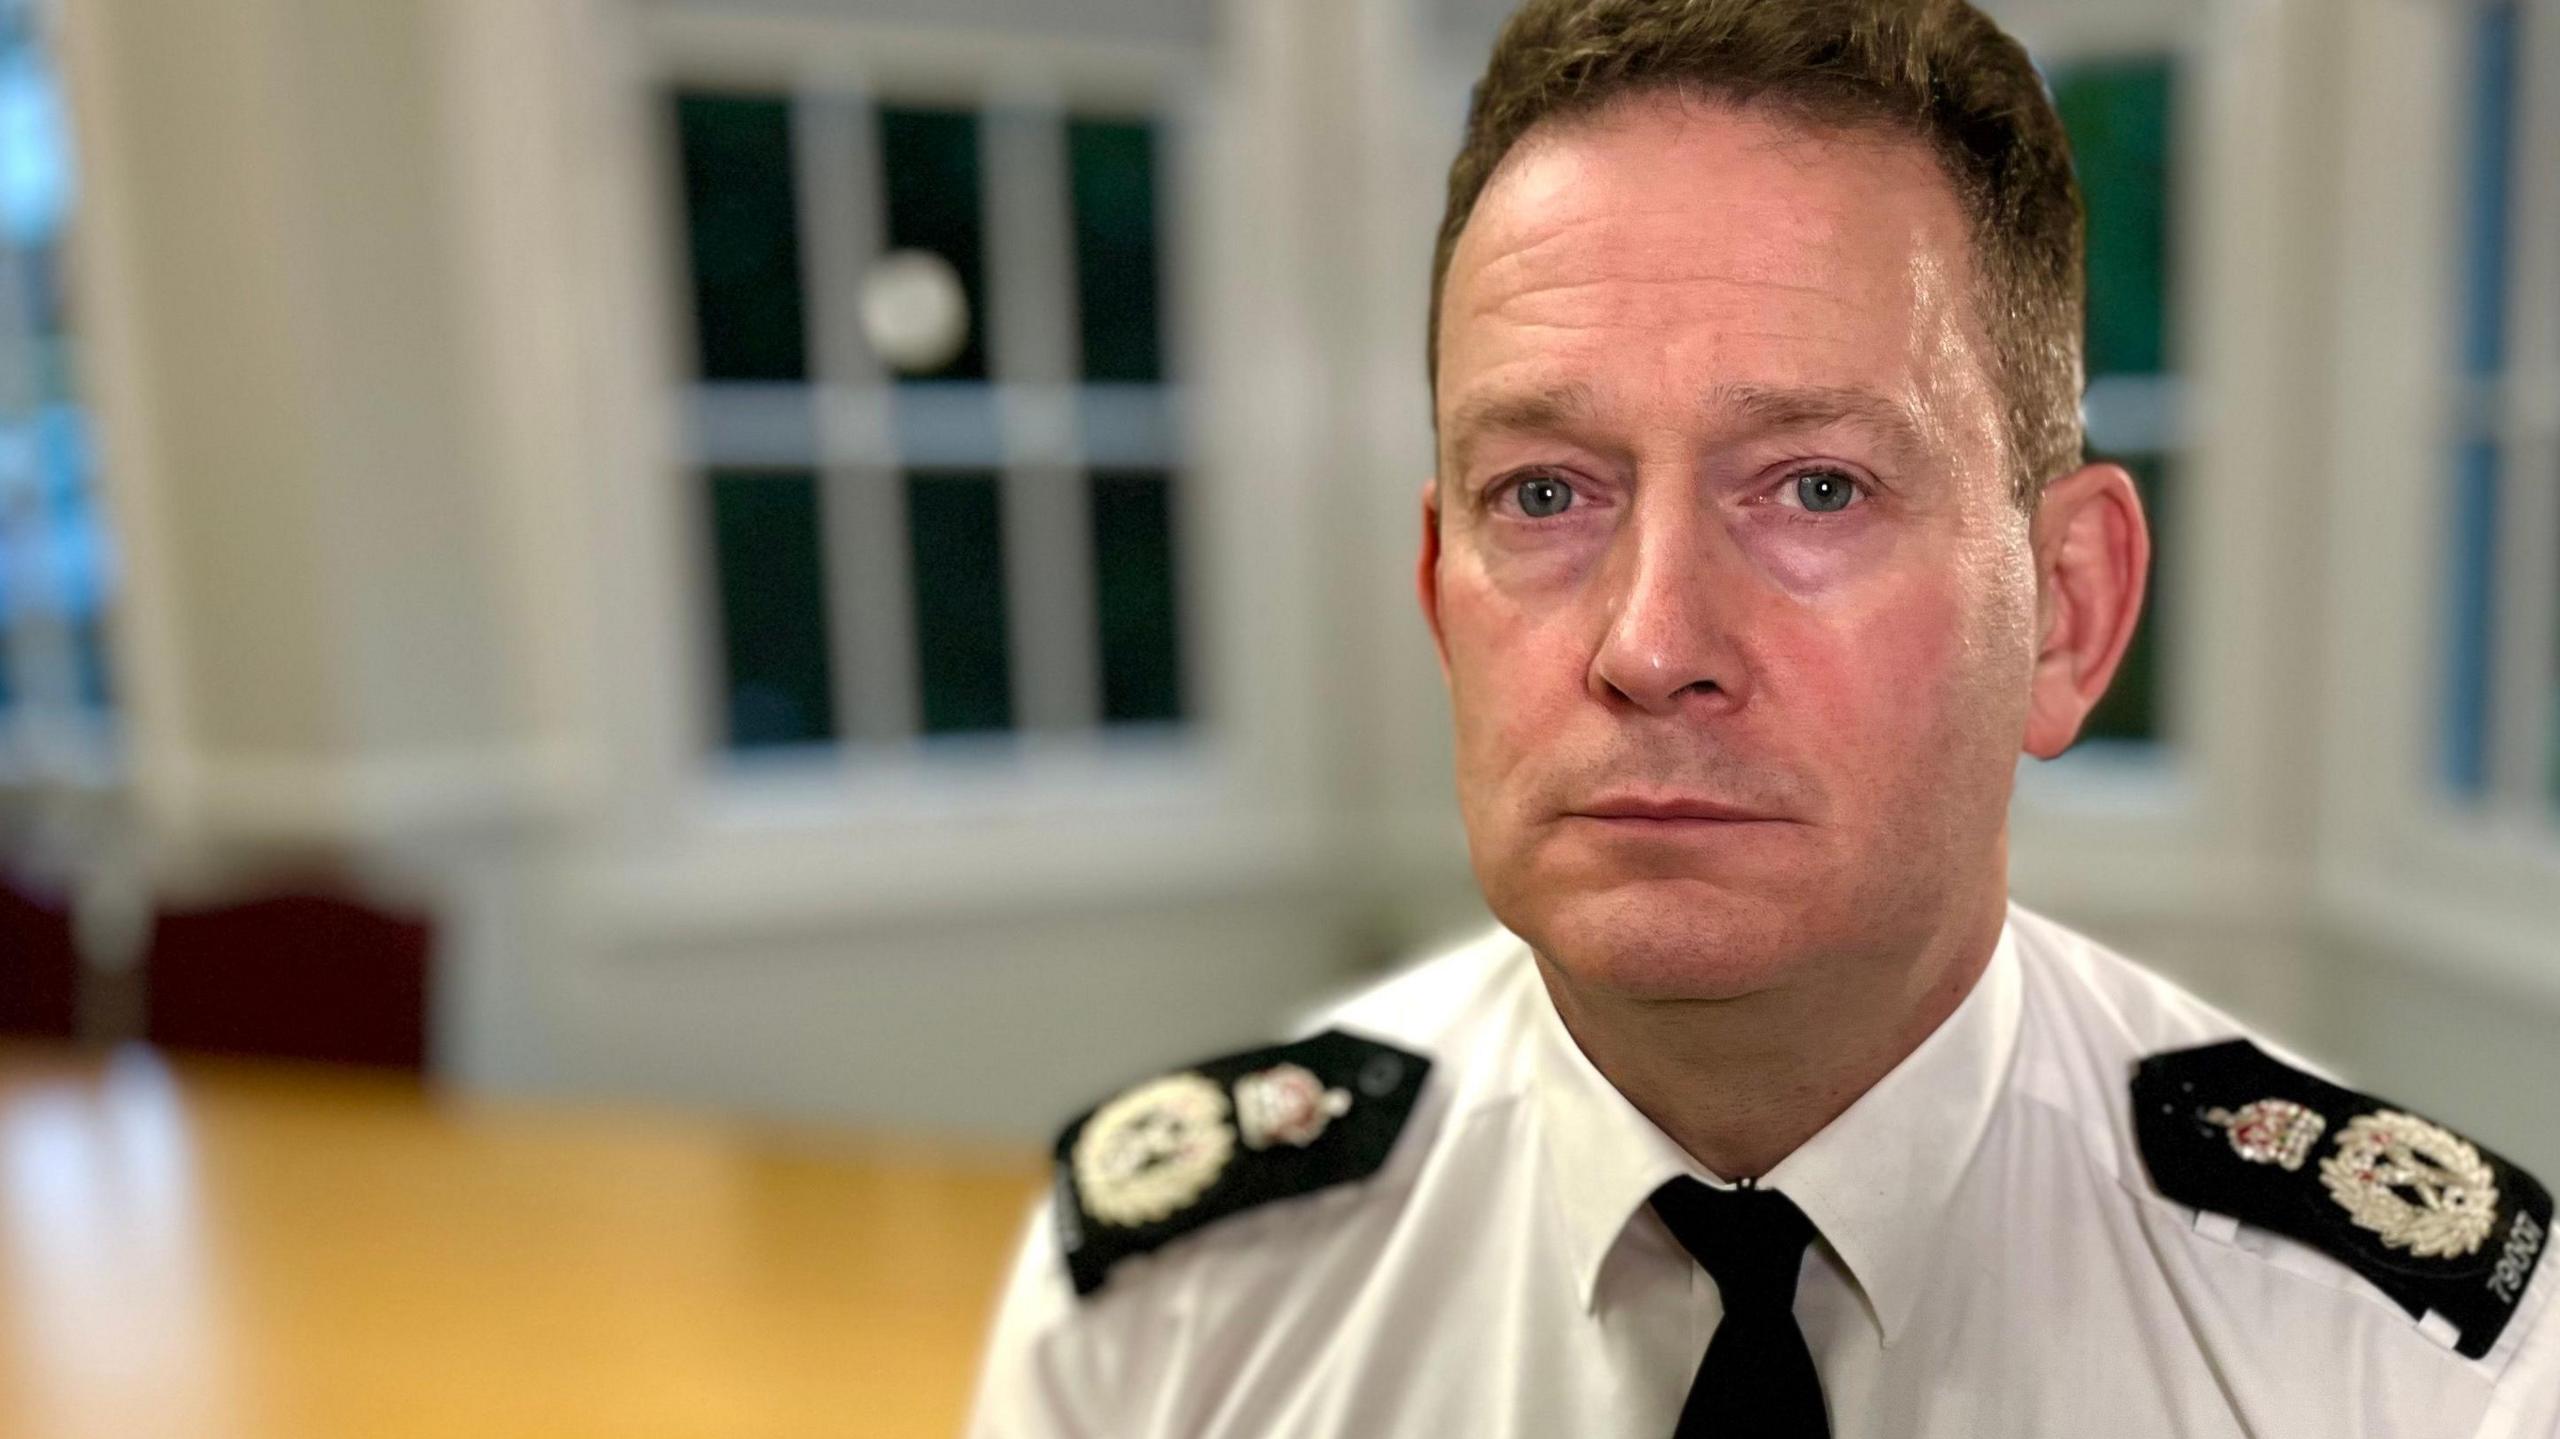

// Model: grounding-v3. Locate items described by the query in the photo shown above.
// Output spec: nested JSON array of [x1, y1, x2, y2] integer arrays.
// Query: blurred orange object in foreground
[[0, 1044, 1042, 1439]]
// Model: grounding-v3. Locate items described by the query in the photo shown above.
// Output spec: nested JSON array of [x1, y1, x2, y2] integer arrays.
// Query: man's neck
[[1534, 890, 2009, 1181]]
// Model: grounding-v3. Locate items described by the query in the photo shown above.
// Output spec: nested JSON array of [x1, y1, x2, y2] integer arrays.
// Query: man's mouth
[[1568, 793, 1786, 824]]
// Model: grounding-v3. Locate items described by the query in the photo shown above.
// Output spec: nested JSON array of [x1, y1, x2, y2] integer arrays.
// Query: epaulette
[[2133, 1037, 2551, 1358], [1050, 1028, 1430, 1298]]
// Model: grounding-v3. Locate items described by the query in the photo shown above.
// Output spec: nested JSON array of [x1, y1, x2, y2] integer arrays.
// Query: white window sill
[[571, 729, 1334, 948], [2006, 742, 2304, 926], [0, 713, 123, 793], [2323, 806, 2560, 1009]]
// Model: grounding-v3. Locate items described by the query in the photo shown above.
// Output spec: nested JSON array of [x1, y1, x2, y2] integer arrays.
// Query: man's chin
[[1488, 876, 1814, 1004]]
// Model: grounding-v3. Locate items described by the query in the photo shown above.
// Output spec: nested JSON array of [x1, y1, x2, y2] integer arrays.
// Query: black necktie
[[1648, 1177, 1831, 1438]]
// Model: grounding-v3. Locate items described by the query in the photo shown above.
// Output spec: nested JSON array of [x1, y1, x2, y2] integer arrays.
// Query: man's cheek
[[1780, 588, 1968, 739], [1452, 587, 1578, 696], [1444, 616, 1586, 813]]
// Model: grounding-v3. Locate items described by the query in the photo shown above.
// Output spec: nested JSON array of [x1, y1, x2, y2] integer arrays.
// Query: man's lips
[[1567, 794, 1787, 824]]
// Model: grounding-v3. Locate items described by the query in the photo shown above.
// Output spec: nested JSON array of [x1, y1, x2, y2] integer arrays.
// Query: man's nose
[[1588, 502, 1751, 717]]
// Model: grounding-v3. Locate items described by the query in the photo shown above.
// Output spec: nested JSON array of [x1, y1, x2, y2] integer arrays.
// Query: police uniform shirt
[[967, 902, 2560, 1436]]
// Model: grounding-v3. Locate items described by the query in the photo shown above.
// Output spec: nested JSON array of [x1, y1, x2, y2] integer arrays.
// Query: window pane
[[2078, 452, 2168, 744], [0, 528, 13, 709], [2441, 4, 2516, 799], [2050, 59, 2174, 379], [674, 92, 808, 382], [1090, 469, 1183, 724], [1069, 117, 1164, 384], [0, 22, 109, 730], [2050, 57, 2175, 751], [878, 106, 990, 383], [2461, 1, 2518, 377], [709, 469, 837, 748], [907, 469, 1012, 733], [40, 403, 108, 714]]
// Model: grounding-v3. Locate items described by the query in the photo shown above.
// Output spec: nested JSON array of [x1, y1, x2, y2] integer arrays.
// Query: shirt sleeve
[[2472, 1250, 2560, 1437], [965, 1191, 1104, 1439]]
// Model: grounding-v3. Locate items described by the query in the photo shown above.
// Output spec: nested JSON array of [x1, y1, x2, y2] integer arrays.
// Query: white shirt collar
[[1527, 909, 2026, 1345]]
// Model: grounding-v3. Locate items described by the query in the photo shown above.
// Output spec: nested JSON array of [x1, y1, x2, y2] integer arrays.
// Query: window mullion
[[794, 90, 920, 746], [984, 97, 1100, 734]]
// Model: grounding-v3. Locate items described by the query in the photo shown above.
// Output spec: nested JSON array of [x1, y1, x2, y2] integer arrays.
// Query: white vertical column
[[795, 91, 920, 746], [1341, 0, 1465, 889], [2314, 0, 2468, 868], [984, 93, 1101, 735], [2166, 0, 2340, 889], [53, 0, 532, 843]]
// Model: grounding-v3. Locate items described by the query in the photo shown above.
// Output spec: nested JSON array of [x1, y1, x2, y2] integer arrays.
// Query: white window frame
[[1993, 0, 2303, 930], [528, 4, 1347, 943], [2456, 0, 2560, 821], [2019, 35, 2193, 770], [680, 87, 1182, 749], [2315, 0, 2560, 997]]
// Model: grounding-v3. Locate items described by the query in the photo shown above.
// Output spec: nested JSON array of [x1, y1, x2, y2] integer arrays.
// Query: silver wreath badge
[[1072, 1072, 1237, 1228], [2318, 1110, 2500, 1260]]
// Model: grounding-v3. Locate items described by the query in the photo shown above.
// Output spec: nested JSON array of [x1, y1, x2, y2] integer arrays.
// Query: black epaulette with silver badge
[[2133, 1037, 2551, 1359], [1050, 1028, 1429, 1298]]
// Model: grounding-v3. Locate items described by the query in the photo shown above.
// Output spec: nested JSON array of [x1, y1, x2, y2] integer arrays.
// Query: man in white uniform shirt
[[969, 0, 2559, 1434]]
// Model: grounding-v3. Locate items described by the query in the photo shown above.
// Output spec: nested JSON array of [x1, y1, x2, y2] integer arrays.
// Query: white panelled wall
[[47, 0, 2560, 1161]]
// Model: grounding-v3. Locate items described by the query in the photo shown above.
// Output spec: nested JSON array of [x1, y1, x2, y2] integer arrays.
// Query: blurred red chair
[[144, 890, 432, 1071], [0, 870, 80, 1037]]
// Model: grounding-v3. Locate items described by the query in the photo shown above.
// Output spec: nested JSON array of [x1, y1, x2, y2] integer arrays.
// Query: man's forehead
[[1451, 90, 1971, 289], [1434, 92, 1993, 435]]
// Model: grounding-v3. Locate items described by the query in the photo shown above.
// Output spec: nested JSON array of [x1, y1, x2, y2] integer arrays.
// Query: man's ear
[[1416, 479, 1451, 680], [2023, 461, 2149, 759]]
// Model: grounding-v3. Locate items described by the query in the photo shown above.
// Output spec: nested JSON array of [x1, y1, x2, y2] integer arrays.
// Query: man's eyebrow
[[1437, 379, 1940, 474], [1439, 381, 1598, 471], [1706, 382, 1936, 462]]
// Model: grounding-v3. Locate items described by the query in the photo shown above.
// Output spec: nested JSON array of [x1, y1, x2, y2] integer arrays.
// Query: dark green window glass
[[2078, 453, 2168, 745], [878, 106, 990, 382], [674, 92, 808, 382], [2050, 55, 2174, 748], [1069, 118, 1164, 384], [1090, 469, 1183, 724], [709, 470, 836, 748], [907, 470, 1012, 733], [2051, 59, 2174, 379]]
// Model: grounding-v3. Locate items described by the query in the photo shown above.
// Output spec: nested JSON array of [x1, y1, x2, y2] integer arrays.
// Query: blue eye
[[1513, 476, 1575, 518], [1791, 469, 1861, 513]]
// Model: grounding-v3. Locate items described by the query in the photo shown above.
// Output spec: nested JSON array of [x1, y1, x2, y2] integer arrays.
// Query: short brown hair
[[1429, 0, 2086, 502]]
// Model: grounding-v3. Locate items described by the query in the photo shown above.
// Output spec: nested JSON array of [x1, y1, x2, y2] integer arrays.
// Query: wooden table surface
[[0, 1043, 1045, 1438]]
